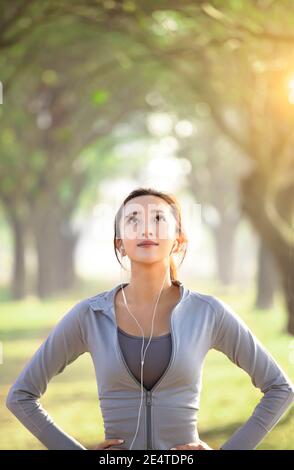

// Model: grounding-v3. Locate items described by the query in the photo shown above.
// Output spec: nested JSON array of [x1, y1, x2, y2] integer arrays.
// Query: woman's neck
[[124, 263, 176, 306]]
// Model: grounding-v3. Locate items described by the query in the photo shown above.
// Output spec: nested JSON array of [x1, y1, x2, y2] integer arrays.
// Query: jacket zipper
[[113, 290, 181, 449], [146, 390, 152, 449], [116, 321, 175, 450]]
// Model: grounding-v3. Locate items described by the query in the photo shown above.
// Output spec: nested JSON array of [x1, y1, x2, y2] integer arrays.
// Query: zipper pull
[[146, 390, 152, 405]]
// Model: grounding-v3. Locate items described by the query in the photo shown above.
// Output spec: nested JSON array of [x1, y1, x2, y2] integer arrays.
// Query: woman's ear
[[174, 238, 186, 253], [119, 241, 126, 256], [172, 240, 179, 253], [116, 239, 124, 256]]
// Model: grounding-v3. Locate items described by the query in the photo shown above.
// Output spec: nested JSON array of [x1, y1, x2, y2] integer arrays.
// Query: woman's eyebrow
[[124, 209, 166, 219]]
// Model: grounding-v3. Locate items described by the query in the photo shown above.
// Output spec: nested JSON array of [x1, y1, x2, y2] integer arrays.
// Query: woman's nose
[[141, 228, 153, 237], [141, 222, 154, 237]]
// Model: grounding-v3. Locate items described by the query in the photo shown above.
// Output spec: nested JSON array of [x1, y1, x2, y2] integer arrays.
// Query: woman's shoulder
[[188, 289, 246, 330], [60, 288, 112, 320], [188, 289, 230, 318], [56, 290, 112, 334], [83, 286, 115, 312]]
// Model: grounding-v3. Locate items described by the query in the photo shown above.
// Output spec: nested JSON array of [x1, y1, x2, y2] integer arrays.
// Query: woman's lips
[[138, 244, 158, 248], [137, 242, 159, 247]]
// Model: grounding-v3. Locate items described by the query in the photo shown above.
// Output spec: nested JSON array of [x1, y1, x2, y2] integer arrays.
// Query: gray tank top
[[117, 326, 172, 390]]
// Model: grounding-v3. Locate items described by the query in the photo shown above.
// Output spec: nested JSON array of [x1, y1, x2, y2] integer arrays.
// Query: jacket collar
[[88, 280, 189, 321]]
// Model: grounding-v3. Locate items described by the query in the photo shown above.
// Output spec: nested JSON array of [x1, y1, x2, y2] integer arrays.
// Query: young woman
[[6, 187, 294, 450]]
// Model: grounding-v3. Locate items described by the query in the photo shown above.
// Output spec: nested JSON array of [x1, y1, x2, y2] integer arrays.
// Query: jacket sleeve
[[210, 298, 294, 450], [5, 299, 89, 450]]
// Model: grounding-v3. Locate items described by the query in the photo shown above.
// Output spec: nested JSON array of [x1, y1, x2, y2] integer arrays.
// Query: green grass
[[0, 280, 293, 450]]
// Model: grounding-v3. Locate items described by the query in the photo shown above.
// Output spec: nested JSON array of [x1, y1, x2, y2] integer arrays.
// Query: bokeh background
[[0, 0, 293, 450]]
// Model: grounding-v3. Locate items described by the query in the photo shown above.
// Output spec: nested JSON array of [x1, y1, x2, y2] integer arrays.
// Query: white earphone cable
[[119, 244, 175, 450]]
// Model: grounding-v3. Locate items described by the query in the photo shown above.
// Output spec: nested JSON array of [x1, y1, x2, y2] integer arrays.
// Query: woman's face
[[117, 195, 179, 264]]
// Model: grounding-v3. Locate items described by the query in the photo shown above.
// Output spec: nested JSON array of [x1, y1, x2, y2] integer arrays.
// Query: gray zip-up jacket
[[6, 281, 294, 450]]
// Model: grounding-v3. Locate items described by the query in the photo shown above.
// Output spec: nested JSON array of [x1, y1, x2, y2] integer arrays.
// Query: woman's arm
[[210, 298, 294, 450], [6, 299, 89, 450]]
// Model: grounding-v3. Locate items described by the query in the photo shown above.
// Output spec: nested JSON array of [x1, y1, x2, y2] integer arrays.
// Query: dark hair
[[113, 187, 188, 282]]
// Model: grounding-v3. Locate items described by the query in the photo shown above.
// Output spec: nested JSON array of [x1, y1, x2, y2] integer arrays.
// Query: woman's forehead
[[123, 196, 172, 215]]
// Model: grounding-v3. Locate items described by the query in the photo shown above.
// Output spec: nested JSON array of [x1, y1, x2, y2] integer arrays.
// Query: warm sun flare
[[288, 77, 294, 104]]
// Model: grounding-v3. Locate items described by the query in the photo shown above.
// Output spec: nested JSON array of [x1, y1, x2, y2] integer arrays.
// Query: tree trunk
[[255, 238, 280, 309], [240, 172, 294, 334], [55, 221, 78, 291], [34, 214, 59, 298], [32, 209, 78, 298], [212, 220, 236, 285], [280, 266, 294, 334], [7, 211, 27, 300]]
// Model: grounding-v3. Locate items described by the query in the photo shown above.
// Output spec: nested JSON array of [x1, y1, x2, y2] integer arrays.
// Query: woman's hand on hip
[[93, 438, 128, 450], [170, 439, 214, 450]]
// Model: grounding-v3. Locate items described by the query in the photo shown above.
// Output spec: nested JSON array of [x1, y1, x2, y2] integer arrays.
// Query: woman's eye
[[127, 214, 166, 223]]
